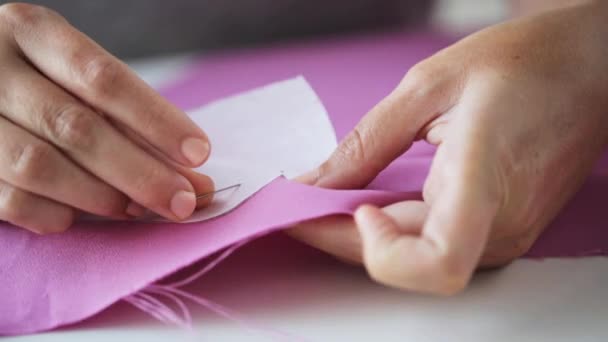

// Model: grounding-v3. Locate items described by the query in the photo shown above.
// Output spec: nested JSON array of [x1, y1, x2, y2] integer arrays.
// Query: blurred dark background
[[2, 0, 433, 58]]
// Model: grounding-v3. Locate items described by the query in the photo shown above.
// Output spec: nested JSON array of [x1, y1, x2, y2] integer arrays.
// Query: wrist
[[511, 0, 596, 17], [571, 2, 608, 147]]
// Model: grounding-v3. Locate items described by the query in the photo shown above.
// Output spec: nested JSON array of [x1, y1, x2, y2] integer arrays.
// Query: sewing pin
[[196, 183, 241, 200]]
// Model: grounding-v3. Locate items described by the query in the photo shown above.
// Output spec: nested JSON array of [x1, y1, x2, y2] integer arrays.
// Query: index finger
[[3, 4, 210, 167], [298, 63, 457, 190]]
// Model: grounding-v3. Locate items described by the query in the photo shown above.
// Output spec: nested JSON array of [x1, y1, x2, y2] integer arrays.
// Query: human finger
[[298, 65, 457, 189], [0, 179, 75, 234], [0, 3, 211, 168], [0, 58, 198, 221], [0, 114, 132, 218]]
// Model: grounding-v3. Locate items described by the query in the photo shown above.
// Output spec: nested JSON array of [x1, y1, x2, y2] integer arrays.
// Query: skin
[[1, 1, 606, 295], [290, 0, 608, 294], [0, 3, 214, 234]]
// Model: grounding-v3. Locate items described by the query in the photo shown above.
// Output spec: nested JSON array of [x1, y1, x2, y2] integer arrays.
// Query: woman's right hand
[[0, 3, 214, 234]]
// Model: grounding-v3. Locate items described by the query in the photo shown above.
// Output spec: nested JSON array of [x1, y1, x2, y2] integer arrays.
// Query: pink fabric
[[1, 30, 607, 335], [159, 29, 608, 258], [0, 178, 413, 335]]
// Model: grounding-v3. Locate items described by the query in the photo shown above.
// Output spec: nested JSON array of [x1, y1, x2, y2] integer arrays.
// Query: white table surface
[[7, 55, 608, 342]]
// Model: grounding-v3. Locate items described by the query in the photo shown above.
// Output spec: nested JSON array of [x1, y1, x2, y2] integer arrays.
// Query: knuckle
[[43, 105, 97, 151], [404, 62, 433, 86], [401, 63, 440, 99], [95, 189, 128, 216], [324, 126, 378, 188], [336, 128, 367, 166], [40, 213, 73, 234], [364, 242, 471, 295], [130, 165, 166, 207], [76, 55, 119, 97], [0, 183, 26, 224], [11, 142, 54, 184], [365, 248, 398, 286], [0, 181, 74, 234], [430, 253, 471, 295], [0, 3, 57, 28]]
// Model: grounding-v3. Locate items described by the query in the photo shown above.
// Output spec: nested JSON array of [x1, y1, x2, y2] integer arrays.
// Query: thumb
[[298, 66, 455, 189], [354, 174, 499, 294]]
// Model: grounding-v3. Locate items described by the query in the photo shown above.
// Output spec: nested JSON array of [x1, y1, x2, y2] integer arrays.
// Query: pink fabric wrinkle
[[126, 234, 306, 341]]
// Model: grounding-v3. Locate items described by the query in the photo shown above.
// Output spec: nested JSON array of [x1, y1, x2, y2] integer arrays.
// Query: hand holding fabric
[[292, 1, 608, 294], [0, 4, 214, 233]]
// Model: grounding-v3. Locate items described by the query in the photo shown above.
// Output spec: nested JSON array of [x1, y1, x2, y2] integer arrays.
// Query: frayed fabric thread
[[123, 235, 307, 341]]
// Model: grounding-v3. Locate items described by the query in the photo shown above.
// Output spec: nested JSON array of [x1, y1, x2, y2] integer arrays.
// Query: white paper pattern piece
[[82, 77, 336, 223], [176, 76, 337, 222]]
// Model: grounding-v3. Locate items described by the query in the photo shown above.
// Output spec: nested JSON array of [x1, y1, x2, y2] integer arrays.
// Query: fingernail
[[181, 137, 210, 166], [126, 201, 146, 217], [170, 190, 196, 220]]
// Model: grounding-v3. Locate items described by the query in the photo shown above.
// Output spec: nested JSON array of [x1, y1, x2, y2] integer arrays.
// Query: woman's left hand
[[290, 1, 608, 294]]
